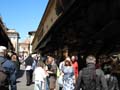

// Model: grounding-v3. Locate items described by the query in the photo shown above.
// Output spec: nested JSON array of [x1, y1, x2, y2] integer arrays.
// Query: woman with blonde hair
[[34, 60, 46, 90]]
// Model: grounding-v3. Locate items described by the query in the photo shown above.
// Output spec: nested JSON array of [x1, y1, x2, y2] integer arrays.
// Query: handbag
[[58, 75, 63, 87]]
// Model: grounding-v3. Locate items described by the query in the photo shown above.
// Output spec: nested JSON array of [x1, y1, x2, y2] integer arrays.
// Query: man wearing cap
[[0, 46, 16, 90]]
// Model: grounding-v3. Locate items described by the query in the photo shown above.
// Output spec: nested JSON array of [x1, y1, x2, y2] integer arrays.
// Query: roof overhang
[[34, 0, 120, 55]]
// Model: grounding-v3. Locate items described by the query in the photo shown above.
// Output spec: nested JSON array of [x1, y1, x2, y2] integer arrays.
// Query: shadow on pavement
[[17, 69, 25, 79], [16, 81, 21, 83]]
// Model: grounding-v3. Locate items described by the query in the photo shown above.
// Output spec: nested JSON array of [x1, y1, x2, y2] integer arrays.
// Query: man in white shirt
[[25, 54, 34, 86]]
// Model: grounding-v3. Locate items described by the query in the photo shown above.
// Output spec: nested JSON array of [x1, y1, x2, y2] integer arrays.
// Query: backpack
[[0, 60, 8, 86], [81, 67, 97, 90], [106, 75, 119, 90]]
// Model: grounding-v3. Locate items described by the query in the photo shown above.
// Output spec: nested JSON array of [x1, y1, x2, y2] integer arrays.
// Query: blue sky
[[0, 0, 48, 42]]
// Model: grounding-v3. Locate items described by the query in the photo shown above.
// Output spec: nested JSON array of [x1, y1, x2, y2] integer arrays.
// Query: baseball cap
[[0, 46, 7, 52]]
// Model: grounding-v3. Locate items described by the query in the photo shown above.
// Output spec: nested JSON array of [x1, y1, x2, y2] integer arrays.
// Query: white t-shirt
[[59, 61, 65, 71], [34, 67, 46, 82]]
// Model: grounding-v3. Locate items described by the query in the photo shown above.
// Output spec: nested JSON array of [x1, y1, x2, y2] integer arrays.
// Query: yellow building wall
[[32, 0, 62, 52]]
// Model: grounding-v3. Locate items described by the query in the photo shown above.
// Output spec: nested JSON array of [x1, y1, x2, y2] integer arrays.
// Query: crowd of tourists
[[23, 51, 120, 90], [30, 54, 120, 90], [0, 45, 120, 90], [23, 52, 79, 90]]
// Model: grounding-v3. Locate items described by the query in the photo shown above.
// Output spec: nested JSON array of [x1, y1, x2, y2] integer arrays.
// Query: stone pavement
[[17, 65, 34, 90]]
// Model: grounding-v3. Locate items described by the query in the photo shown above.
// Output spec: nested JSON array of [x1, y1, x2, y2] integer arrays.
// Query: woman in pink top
[[71, 56, 78, 83]]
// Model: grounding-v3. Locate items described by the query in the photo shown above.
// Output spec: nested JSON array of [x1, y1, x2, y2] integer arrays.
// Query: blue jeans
[[34, 81, 43, 90], [45, 77, 49, 90], [10, 72, 17, 90]]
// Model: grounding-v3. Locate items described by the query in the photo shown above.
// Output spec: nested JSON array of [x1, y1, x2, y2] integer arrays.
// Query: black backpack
[[81, 67, 97, 90], [0, 60, 8, 86]]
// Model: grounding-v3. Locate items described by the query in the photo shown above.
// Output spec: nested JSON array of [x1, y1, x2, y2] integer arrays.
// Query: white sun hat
[[71, 56, 75, 60], [66, 57, 71, 61], [0, 46, 7, 53]]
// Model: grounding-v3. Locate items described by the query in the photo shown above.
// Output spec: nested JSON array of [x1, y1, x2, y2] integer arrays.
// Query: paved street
[[17, 65, 34, 90]]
